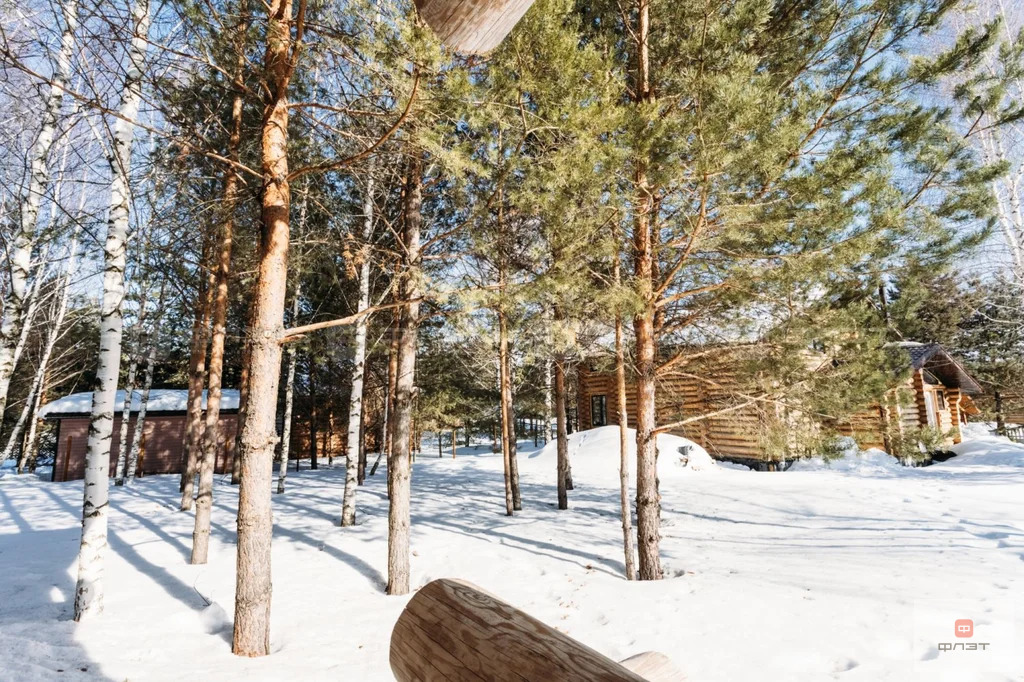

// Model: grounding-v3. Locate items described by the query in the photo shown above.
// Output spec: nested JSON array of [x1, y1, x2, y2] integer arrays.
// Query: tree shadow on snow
[[0, 482, 116, 680], [36, 485, 222, 638]]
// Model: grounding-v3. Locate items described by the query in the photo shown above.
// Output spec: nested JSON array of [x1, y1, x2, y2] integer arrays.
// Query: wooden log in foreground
[[413, 0, 537, 55], [390, 578, 681, 681]]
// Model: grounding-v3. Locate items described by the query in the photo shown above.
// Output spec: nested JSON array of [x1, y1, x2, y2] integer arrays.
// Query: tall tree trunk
[[276, 285, 299, 495], [179, 239, 215, 507], [0, 0, 78, 419], [615, 312, 636, 580], [498, 311, 515, 516], [327, 409, 335, 467], [115, 351, 141, 484], [115, 224, 153, 486], [231, 311, 252, 481], [74, 0, 150, 622], [342, 170, 374, 526], [631, 0, 662, 581], [613, 220, 636, 579], [20, 379, 47, 473], [11, 230, 80, 469], [124, 281, 167, 481], [544, 357, 552, 445], [387, 152, 422, 596], [504, 329, 521, 511], [192, 3, 246, 560], [554, 354, 569, 510], [309, 378, 319, 470], [6, 250, 51, 394], [232, 0, 293, 656], [378, 306, 400, 486], [995, 389, 1006, 436], [357, 413, 367, 484]]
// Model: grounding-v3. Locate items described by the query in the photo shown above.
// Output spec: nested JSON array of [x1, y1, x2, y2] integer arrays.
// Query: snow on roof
[[38, 389, 240, 418], [885, 342, 983, 395]]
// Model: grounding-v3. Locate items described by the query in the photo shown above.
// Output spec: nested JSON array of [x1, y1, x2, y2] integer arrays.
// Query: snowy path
[[0, 428, 1021, 681]]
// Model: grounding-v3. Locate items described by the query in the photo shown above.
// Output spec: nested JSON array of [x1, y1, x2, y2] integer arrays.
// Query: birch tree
[[951, 2, 1024, 290], [115, 225, 152, 486], [341, 170, 375, 526], [0, 0, 78, 419], [9, 227, 80, 470], [123, 281, 167, 482], [276, 286, 299, 495], [74, 0, 151, 622]]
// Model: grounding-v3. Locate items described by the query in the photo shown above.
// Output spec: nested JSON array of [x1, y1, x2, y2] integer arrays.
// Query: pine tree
[[574, 0, 1005, 578]]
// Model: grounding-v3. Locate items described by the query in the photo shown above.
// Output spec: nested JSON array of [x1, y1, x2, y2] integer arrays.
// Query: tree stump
[[413, 0, 537, 55], [390, 578, 658, 681]]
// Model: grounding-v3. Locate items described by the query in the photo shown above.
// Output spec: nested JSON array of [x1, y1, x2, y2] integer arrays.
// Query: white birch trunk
[[276, 285, 300, 495], [124, 281, 165, 482], [0, 0, 78, 419], [114, 361, 140, 484], [341, 171, 374, 526], [114, 226, 152, 485], [74, 0, 150, 622], [10, 229, 80, 470], [6, 249, 51, 391], [18, 375, 47, 473]]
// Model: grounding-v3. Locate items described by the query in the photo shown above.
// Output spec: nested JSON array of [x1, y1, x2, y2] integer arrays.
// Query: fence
[[1003, 425, 1024, 444]]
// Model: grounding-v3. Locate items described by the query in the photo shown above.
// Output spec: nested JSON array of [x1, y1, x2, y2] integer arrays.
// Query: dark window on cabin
[[591, 395, 607, 427], [936, 391, 946, 410]]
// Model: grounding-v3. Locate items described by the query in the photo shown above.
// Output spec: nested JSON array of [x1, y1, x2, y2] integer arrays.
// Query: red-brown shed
[[39, 389, 239, 482]]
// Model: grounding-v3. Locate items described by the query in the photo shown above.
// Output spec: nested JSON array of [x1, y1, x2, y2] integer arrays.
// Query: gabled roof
[[891, 342, 983, 395], [38, 389, 240, 419]]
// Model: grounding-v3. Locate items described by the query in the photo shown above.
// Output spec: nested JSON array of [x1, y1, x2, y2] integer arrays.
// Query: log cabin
[[835, 342, 982, 451], [577, 342, 982, 465]]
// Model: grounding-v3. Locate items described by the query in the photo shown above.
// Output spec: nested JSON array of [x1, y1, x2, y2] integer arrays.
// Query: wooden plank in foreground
[[390, 578, 660, 681], [414, 0, 536, 54]]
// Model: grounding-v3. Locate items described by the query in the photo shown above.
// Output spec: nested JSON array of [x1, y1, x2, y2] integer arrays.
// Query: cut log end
[[390, 578, 678, 681], [414, 0, 537, 54]]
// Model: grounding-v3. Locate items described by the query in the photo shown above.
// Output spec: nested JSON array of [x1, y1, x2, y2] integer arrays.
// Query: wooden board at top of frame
[[415, 0, 537, 54]]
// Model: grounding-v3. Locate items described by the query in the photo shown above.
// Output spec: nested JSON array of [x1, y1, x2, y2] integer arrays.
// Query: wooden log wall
[[578, 357, 781, 460], [581, 356, 968, 458], [833, 407, 887, 451], [835, 373, 965, 451]]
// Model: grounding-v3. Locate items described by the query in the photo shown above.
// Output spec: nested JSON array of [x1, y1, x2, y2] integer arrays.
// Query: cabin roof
[[892, 342, 983, 395], [38, 389, 240, 419]]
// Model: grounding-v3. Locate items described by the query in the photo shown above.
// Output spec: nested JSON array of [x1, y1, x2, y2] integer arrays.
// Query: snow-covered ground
[[0, 426, 1021, 681]]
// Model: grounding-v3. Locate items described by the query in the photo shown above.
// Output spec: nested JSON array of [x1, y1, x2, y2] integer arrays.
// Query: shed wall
[[52, 413, 237, 482]]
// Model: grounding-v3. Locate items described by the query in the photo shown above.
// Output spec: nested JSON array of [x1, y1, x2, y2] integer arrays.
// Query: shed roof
[[891, 342, 983, 395], [38, 389, 240, 419]]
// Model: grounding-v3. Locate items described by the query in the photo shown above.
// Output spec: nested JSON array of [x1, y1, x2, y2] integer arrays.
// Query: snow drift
[[532, 425, 717, 487]]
